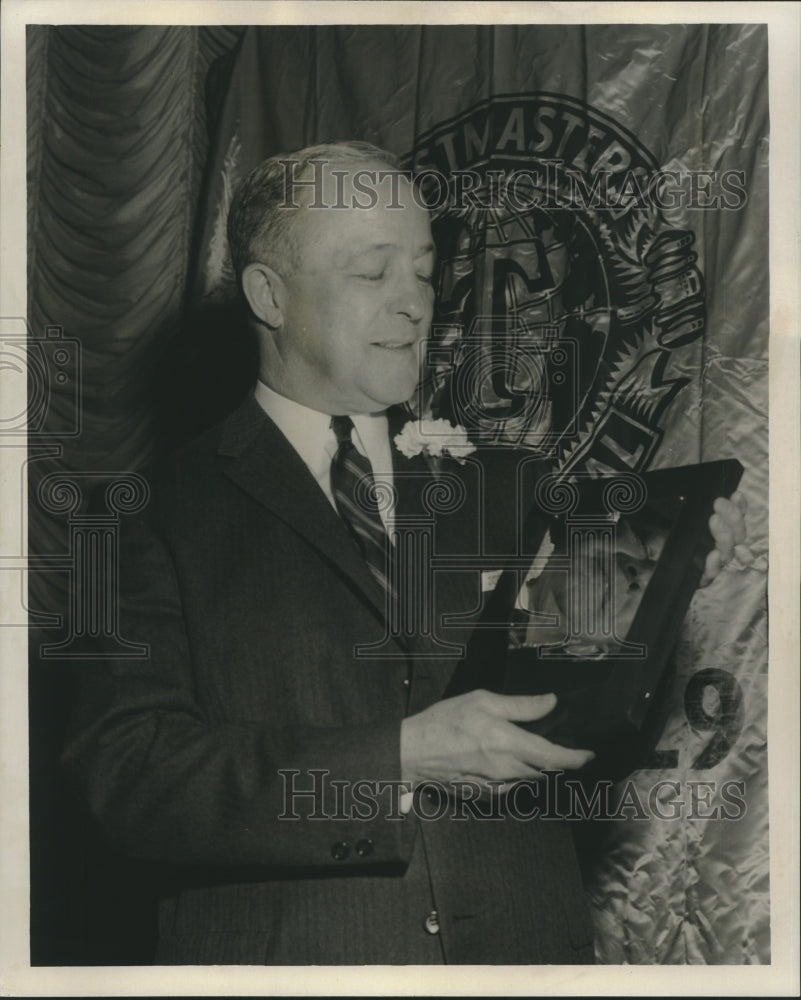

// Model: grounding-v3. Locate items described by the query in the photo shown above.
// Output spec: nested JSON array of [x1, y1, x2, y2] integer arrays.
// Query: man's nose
[[389, 273, 432, 324]]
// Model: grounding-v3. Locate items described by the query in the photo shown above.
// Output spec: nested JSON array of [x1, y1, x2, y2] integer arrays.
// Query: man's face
[[269, 166, 435, 415]]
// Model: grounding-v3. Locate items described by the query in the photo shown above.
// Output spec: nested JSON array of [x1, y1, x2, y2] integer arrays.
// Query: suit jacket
[[63, 394, 595, 965]]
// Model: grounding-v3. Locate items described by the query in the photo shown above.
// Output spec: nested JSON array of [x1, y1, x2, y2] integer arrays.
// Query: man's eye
[[357, 271, 385, 282], [417, 273, 433, 285]]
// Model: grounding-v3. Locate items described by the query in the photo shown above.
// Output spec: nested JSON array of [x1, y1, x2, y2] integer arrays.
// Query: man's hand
[[400, 690, 594, 789], [700, 490, 748, 586]]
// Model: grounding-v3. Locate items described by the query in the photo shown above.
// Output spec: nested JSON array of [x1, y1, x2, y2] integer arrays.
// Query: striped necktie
[[329, 416, 394, 605]]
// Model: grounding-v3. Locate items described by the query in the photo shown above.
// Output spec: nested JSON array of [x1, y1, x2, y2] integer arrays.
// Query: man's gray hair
[[227, 140, 401, 281]]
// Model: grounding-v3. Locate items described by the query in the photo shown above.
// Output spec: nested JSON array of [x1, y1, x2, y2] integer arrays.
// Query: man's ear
[[241, 262, 286, 329]]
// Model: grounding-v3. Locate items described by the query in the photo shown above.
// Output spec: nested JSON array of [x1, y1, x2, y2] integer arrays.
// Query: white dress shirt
[[253, 380, 395, 531]]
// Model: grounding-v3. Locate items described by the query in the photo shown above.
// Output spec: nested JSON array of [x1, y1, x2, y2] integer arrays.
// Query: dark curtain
[[26, 24, 244, 964]]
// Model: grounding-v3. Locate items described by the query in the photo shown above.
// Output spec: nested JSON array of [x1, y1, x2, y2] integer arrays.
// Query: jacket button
[[424, 910, 440, 935], [355, 838, 374, 857], [331, 841, 350, 861]]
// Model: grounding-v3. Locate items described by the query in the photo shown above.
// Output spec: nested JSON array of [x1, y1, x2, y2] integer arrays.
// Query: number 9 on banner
[[684, 668, 745, 770]]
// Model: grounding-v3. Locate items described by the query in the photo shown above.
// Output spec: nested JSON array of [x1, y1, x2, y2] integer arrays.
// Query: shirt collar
[[253, 379, 390, 468], [254, 379, 334, 466]]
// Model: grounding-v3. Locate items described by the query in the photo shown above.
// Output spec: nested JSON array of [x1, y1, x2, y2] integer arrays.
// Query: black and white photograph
[[1, 1, 798, 995]]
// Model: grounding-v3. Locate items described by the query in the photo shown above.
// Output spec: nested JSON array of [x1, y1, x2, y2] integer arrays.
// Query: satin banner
[[192, 24, 769, 963]]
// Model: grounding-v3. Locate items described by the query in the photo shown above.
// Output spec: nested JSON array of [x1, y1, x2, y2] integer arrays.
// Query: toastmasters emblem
[[405, 94, 706, 476]]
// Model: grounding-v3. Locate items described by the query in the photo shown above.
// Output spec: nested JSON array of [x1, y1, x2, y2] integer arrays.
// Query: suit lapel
[[219, 398, 477, 674], [219, 396, 390, 624]]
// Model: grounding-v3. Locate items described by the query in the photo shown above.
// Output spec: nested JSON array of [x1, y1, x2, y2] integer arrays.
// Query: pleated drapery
[[26, 25, 243, 616]]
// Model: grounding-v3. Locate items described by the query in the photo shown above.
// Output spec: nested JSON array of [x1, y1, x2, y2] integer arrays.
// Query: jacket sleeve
[[61, 501, 417, 874]]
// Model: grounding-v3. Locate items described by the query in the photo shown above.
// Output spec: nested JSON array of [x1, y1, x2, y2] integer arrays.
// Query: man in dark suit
[[63, 141, 745, 965]]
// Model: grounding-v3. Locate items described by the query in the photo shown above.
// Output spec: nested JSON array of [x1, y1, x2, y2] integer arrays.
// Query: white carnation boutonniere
[[394, 418, 477, 465]]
